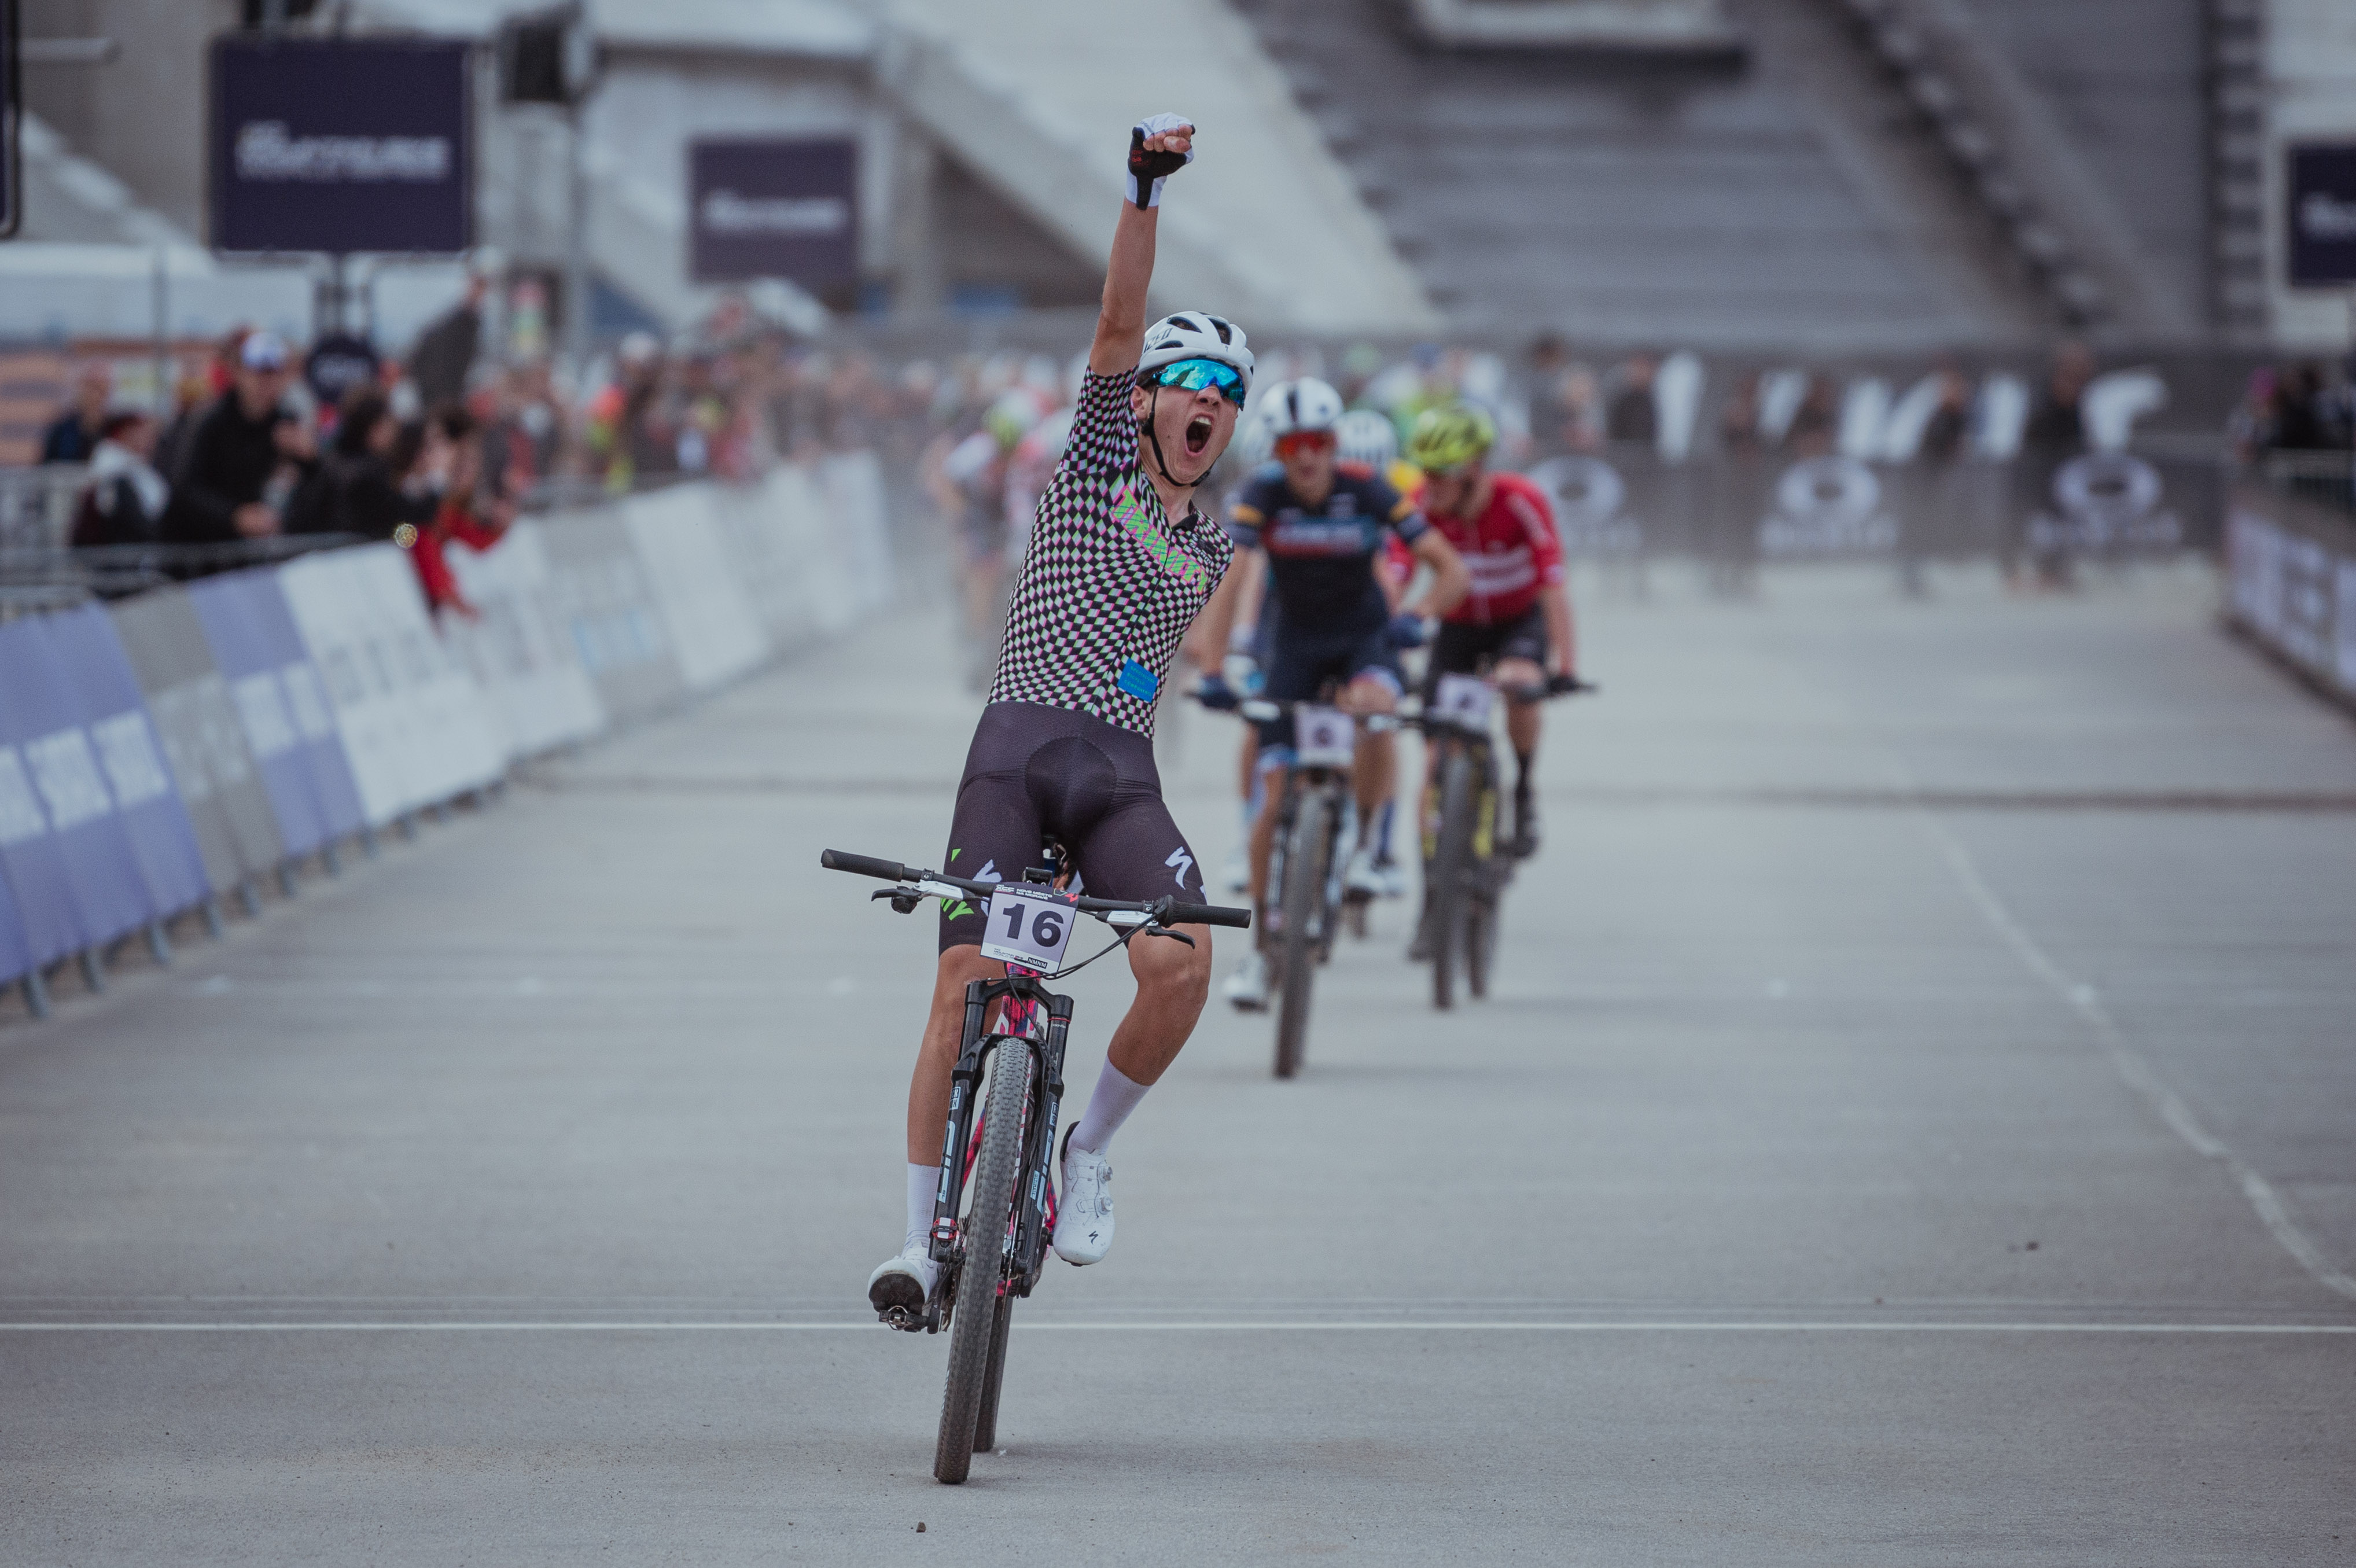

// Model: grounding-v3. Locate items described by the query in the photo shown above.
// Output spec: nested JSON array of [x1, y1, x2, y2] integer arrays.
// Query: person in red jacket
[[402, 403, 512, 617], [1405, 402, 1579, 859]]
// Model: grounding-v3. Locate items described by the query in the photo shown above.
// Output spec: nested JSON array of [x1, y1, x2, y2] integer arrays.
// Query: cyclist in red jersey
[[1405, 403, 1578, 859]]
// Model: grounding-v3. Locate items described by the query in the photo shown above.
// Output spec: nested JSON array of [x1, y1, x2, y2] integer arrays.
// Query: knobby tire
[[934, 1042, 1030, 1484], [1275, 789, 1332, 1079], [1430, 753, 1477, 1011], [972, 1293, 1014, 1455]]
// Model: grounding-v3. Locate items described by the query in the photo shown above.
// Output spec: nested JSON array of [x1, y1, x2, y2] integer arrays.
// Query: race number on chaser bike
[[1411, 670, 1593, 1010], [820, 848, 1249, 1485]]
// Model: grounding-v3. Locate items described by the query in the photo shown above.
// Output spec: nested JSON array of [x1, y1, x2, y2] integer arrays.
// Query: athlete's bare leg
[[905, 933, 1212, 1164]]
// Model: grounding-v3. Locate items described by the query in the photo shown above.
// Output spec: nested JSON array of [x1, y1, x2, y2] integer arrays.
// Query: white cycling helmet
[[1258, 377, 1345, 439], [1335, 407, 1398, 468], [1139, 310, 1254, 396]]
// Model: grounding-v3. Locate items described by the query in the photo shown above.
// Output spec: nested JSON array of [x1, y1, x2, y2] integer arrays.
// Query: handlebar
[[822, 849, 1251, 930]]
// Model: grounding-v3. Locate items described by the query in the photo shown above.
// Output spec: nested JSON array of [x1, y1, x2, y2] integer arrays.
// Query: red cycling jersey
[[1423, 471, 1564, 625]]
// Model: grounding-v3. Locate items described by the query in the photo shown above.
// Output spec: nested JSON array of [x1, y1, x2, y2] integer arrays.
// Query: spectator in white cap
[[163, 331, 317, 544]]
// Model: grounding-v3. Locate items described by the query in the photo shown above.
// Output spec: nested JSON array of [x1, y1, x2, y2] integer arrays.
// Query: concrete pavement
[[1, 560, 2350, 1564]]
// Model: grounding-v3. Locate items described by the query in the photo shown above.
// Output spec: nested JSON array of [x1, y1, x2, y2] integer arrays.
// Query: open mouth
[[1184, 414, 1214, 457]]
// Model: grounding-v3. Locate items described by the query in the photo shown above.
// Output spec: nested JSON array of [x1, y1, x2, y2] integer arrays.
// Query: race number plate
[[1294, 705, 1356, 767], [1433, 673, 1495, 728], [980, 888, 1078, 972]]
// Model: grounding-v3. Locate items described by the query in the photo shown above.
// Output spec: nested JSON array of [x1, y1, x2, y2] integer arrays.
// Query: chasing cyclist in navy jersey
[[1192, 378, 1467, 1010], [869, 115, 1257, 1324]]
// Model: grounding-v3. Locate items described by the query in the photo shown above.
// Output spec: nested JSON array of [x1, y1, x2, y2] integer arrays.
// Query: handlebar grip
[[821, 849, 910, 882], [1165, 900, 1252, 929]]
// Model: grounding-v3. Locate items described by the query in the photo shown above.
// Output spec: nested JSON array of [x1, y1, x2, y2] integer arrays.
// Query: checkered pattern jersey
[[986, 368, 1234, 737]]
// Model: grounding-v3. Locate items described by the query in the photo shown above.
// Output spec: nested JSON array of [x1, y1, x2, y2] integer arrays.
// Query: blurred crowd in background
[[19, 272, 2356, 624]]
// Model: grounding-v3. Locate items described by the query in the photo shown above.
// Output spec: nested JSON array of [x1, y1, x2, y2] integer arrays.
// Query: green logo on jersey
[[1113, 481, 1212, 591]]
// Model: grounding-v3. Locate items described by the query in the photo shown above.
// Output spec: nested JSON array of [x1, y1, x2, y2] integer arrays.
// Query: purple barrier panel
[[244, 568, 367, 841], [45, 604, 213, 919], [187, 570, 330, 859], [0, 616, 154, 954], [0, 868, 31, 990]]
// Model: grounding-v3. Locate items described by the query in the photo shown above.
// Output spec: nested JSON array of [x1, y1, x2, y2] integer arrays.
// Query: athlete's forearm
[[1089, 203, 1158, 376], [1405, 535, 1471, 620], [1182, 552, 1247, 671], [1543, 583, 1577, 675]]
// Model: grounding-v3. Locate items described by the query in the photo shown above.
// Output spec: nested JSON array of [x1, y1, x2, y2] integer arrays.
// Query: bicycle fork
[[925, 975, 1072, 1331]]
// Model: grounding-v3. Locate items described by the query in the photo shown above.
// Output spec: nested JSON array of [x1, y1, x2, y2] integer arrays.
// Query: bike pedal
[[877, 1305, 923, 1332]]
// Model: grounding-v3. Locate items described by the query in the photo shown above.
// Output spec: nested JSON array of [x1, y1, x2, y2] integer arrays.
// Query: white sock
[[905, 1162, 937, 1254], [1069, 1061, 1150, 1156]]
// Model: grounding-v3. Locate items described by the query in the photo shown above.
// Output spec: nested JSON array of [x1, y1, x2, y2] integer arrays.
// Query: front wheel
[[935, 1041, 1030, 1484], [1428, 752, 1477, 1011], [1275, 789, 1334, 1079]]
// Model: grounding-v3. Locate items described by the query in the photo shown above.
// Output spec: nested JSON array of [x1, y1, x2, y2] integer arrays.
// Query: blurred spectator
[[163, 332, 314, 543], [70, 411, 170, 547], [1786, 376, 1838, 457], [305, 388, 433, 541], [410, 264, 491, 409], [2013, 340, 2094, 590], [487, 359, 562, 503], [2265, 363, 2336, 452], [153, 368, 214, 485], [1525, 334, 1574, 458], [406, 403, 511, 617], [1904, 362, 1974, 598], [586, 333, 678, 492], [1606, 354, 1659, 446], [40, 363, 113, 464]]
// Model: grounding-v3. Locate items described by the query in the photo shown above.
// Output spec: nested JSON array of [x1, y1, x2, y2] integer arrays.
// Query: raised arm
[[1089, 117, 1196, 376]]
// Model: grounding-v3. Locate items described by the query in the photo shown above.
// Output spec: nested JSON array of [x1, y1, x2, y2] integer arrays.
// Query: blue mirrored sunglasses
[[1152, 358, 1247, 405]]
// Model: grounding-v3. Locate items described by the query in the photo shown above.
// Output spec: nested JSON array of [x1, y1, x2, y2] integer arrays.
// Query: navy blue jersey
[[1225, 461, 1427, 635]]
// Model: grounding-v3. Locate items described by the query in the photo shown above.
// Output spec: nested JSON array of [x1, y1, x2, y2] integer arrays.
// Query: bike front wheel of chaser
[[935, 1041, 1032, 1484], [1275, 789, 1334, 1079], [1429, 752, 1478, 1012]]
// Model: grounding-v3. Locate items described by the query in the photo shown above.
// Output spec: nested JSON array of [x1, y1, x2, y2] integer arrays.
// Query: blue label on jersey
[[1116, 660, 1160, 701]]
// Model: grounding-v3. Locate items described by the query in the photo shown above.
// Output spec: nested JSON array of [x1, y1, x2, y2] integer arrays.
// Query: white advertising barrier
[[817, 451, 896, 616], [712, 468, 823, 648], [2226, 496, 2356, 708], [620, 484, 770, 692], [441, 520, 609, 760], [278, 546, 502, 823]]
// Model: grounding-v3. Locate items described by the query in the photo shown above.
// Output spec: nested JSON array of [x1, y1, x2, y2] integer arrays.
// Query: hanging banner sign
[[2287, 142, 2356, 288], [688, 137, 858, 288], [210, 36, 472, 254]]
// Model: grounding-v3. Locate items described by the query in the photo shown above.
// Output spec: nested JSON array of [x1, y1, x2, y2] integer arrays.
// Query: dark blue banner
[[2288, 143, 2356, 288], [689, 138, 858, 288], [210, 35, 472, 255]]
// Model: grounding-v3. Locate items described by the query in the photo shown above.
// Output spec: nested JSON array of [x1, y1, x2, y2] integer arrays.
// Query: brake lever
[[871, 886, 924, 915], [1146, 927, 1197, 948]]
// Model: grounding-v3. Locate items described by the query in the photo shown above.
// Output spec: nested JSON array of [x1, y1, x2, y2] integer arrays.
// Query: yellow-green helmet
[[1405, 402, 1496, 473]]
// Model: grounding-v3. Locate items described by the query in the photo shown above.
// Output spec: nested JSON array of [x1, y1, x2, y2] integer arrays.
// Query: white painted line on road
[[1, 1322, 2350, 1334], [1932, 826, 2356, 1302]]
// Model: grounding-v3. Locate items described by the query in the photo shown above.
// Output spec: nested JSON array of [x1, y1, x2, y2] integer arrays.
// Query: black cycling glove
[[1127, 114, 1195, 209]]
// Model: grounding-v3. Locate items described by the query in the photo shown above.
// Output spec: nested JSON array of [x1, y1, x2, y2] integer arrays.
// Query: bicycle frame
[[926, 967, 1073, 1331]]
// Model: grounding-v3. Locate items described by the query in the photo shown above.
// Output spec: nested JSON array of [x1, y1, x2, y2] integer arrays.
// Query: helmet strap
[[1137, 383, 1210, 495]]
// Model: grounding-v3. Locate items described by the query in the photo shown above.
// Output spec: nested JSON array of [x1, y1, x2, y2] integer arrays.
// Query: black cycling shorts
[[937, 701, 1206, 952], [1424, 605, 1548, 701], [1255, 619, 1402, 751]]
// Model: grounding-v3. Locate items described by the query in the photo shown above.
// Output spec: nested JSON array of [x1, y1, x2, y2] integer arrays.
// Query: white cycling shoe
[[867, 1243, 937, 1328], [1223, 949, 1269, 1011], [1052, 1130, 1114, 1265], [1345, 847, 1390, 899]]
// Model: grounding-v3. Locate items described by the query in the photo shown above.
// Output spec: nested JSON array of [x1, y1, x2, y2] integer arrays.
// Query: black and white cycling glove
[[1127, 113, 1195, 209]]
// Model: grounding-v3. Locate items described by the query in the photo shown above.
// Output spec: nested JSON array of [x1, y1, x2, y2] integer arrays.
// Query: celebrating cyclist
[[1199, 377, 1467, 1010], [870, 114, 1253, 1324], [1407, 403, 1578, 859]]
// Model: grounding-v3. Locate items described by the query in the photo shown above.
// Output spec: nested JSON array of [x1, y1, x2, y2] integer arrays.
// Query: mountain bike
[[1409, 672, 1594, 1010], [1215, 694, 1393, 1077], [821, 847, 1248, 1484]]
